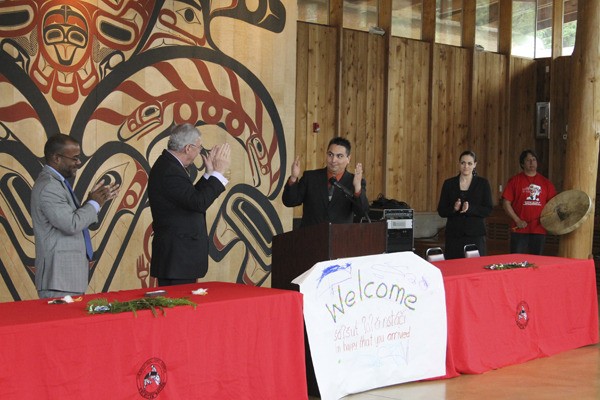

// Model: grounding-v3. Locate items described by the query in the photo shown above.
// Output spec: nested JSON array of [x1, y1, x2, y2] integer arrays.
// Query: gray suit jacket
[[31, 166, 98, 294]]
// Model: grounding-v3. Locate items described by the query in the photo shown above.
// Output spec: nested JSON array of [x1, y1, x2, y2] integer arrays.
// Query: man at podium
[[282, 137, 369, 227]]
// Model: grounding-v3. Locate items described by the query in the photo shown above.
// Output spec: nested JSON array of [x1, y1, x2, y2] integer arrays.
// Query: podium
[[271, 221, 387, 395], [272, 221, 387, 290]]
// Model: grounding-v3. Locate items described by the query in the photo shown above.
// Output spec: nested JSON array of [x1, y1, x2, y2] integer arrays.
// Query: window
[[391, 0, 422, 39], [475, 0, 499, 52], [535, 0, 552, 58], [562, 0, 577, 56], [436, 0, 463, 46], [512, 0, 556, 58], [343, 0, 378, 31], [512, 0, 536, 58], [298, 0, 329, 25]]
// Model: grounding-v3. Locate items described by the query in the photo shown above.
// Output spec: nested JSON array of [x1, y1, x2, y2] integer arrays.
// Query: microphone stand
[[329, 177, 372, 223]]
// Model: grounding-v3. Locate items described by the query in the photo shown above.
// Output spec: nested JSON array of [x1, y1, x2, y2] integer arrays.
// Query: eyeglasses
[[188, 143, 202, 151], [57, 153, 81, 162]]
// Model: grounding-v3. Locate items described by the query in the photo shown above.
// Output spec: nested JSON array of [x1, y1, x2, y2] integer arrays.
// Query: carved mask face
[[42, 5, 89, 68]]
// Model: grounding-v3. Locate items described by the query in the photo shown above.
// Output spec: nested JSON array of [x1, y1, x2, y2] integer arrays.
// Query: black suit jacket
[[282, 168, 369, 228], [148, 150, 226, 279], [437, 174, 493, 237]]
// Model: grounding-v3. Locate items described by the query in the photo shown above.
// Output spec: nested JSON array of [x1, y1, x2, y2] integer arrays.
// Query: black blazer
[[148, 150, 226, 279], [437, 175, 493, 237], [282, 168, 369, 228]]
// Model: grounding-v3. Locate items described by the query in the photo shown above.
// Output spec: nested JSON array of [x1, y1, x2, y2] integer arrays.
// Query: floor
[[310, 293, 600, 400]]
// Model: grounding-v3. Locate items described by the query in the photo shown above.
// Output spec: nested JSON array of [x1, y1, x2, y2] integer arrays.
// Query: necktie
[[64, 179, 94, 261]]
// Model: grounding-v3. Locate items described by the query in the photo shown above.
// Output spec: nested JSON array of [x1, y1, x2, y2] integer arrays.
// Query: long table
[[0, 282, 307, 399], [434, 254, 599, 378]]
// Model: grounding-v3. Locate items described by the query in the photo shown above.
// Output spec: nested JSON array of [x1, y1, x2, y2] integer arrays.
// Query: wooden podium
[[271, 221, 387, 395], [272, 221, 387, 290]]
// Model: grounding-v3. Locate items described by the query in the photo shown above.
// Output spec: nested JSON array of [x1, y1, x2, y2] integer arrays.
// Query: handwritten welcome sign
[[293, 252, 447, 400]]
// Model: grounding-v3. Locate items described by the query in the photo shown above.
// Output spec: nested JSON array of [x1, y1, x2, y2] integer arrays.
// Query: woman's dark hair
[[459, 150, 477, 162], [519, 149, 538, 169]]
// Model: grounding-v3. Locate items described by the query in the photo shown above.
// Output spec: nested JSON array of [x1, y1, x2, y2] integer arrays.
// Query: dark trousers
[[510, 233, 546, 255], [157, 278, 197, 287]]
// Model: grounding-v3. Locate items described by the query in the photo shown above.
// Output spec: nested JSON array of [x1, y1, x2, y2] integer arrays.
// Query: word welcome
[[325, 270, 418, 322]]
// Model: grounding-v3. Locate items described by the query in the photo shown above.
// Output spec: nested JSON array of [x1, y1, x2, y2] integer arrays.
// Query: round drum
[[540, 189, 592, 235]]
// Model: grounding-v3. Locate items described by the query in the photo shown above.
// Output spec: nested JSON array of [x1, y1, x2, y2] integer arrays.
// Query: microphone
[[329, 177, 371, 223], [329, 177, 355, 199]]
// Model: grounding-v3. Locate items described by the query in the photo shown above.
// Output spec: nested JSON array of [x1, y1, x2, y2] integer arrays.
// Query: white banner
[[293, 252, 447, 400]]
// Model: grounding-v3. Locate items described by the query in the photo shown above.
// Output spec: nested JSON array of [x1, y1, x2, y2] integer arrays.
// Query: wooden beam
[[422, 0, 436, 42], [330, 0, 343, 136], [558, 0, 600, 259], [379, 0, 392, 190], [551, 0, 564, 59], [462, 0, 476, 49], [498, 0, 512, 55]]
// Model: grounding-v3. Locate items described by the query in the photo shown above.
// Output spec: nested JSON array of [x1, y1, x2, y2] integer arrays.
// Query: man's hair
[[44, 134, 79, 162], [167, 123, 200, 152], [519, 149, 538, 169], [328, 137, 352, 156]]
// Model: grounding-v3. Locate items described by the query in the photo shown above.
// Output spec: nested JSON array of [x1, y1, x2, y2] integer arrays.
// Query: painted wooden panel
[[0, 0, 297, 301]]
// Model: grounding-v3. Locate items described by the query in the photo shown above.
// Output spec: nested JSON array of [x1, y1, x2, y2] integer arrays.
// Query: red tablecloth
[[0, 282, 307, 399], [434, 254, 599, 378]]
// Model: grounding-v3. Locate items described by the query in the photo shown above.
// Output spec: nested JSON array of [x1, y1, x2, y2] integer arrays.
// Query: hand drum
[[540, 189, 592, 235]]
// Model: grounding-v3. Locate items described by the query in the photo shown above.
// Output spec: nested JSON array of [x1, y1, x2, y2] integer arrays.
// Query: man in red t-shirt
[[502, 149, 557, 254]]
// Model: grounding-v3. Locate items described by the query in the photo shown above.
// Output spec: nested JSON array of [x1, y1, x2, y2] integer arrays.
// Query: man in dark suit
[[148, 123, 231, 286], [282, 137, 369, 227], [31, 134, 119, 299]]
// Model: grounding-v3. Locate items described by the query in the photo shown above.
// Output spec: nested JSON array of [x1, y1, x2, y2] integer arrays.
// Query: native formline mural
[[0, 0, 296, 301]]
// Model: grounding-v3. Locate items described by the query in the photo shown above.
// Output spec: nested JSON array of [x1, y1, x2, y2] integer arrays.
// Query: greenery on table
[[484, 261, 537, 271], [87, 296, 197, 317]]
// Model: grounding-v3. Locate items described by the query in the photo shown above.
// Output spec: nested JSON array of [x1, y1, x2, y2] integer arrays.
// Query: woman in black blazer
[[437, 150, 493, 259]]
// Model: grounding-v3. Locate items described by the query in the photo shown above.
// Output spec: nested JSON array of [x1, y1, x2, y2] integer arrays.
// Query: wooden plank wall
[[470, 51, 508, 206], [386, 37, 431, 210], [295, 22, 562, 214], [294, 23, 338, 218], [535, 58, 553, 179], [341, 30, 386, 201], [549, 56, 571, 191], [430, 44, 471, 211], [508, 57, 538, 177]]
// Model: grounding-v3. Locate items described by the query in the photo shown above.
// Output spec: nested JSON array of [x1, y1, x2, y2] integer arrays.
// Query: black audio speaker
[[370, 208, 414, 252]]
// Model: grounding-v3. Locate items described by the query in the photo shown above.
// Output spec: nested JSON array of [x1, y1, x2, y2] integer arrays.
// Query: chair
[[425, 247, 445, 262], [464, 244, 480, 258]]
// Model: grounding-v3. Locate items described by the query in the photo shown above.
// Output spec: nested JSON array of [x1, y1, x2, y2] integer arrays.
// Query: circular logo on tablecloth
[[516, 301, 530, 329], [137, 358, 167, 399]]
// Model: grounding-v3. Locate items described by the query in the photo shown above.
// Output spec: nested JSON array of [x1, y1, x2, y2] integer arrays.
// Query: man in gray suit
[[31, 134, 119, 299]]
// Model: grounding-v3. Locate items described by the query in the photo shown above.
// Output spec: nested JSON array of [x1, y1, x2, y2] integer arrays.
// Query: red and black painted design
[[0, 0, 289, 300]]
